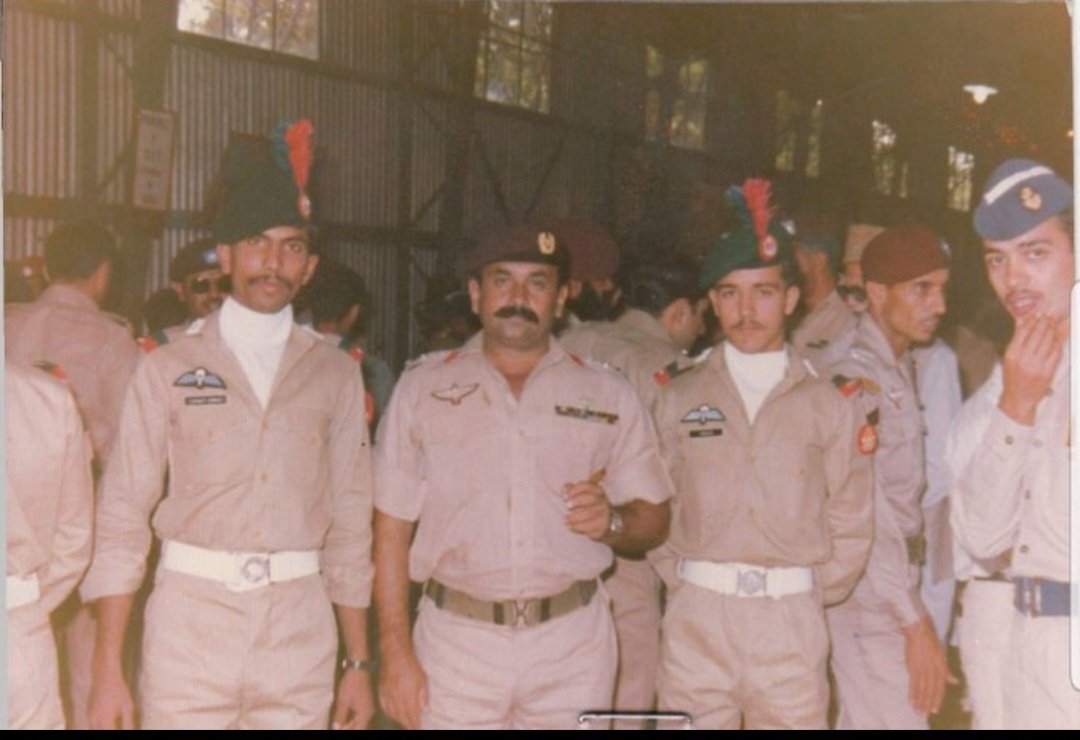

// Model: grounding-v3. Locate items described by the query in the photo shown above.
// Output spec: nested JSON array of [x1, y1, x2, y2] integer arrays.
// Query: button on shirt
[[947, 353, 1068, 582], [374, 333, 673, 602], [80, 311, 374, 607]]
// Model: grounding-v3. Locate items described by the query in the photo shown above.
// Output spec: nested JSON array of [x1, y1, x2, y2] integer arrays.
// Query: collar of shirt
[[856, 312, 912, 371], [457, 329, 574, 389], [40, 283, 98, 312]]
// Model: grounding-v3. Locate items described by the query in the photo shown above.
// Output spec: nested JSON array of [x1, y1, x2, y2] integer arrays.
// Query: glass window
[[774, 90, 798, 172], [947, 146, 975, 211], [872, 120, 898, 195], [474, 1, 553, 113], [644, 46, 709, 150], [805, 99, 823, 178], [178, 0, 319, 60]]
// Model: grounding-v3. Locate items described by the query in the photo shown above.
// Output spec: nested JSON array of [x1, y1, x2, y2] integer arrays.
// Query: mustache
[[248, 274, 295, 290], [730, 319, 765, 331], [494, 305, 540, 323]]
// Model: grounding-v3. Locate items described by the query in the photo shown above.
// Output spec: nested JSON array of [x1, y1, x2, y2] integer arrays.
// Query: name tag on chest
[[554, 405, 618, 425]]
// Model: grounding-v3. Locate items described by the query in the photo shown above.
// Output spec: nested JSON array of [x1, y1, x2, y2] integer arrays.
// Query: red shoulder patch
[[653, 369, 671, 387], [569, 353, 585, 367], [34, 360, 67, 381], [364, 391, 375, 426], [347, 346, 365, 363], [137, 336, 159, 354], [444, 351, 460, 364]]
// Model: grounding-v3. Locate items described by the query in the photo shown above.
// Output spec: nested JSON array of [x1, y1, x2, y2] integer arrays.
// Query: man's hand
[[88, 667, 136, 730], [332, 669, 375, 730], [564, 480, 612, 541], [378, 647, 428, 730], [999, 313, 1065, 425], [903, 616, 954, 716]]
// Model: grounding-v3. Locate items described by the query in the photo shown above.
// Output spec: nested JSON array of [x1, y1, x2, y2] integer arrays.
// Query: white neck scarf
[[219, 297, 294, 409], [724, 342, 788, 424]]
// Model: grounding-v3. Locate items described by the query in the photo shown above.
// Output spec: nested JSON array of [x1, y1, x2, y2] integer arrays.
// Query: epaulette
[[444, 350, 460, 365], [403, 349, 454, 373], [830, 374, 880, 398], [33, 360, 68, 381], [103, 310, 132, 330], [802, 358, 819, 378], [568, 353, 585, 367], [654, 359, 691, 387], [336, 337, 365, 364], [137, 329, 170, 354]]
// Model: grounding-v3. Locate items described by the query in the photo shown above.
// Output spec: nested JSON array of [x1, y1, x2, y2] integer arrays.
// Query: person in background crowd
[[948, 158, 1078, 729], [837, 223, 884, 312], [7, 362, 95, 729], [374, 224, 672, 730], [415, 274, 481, 354], [653, 180, 872, 729], [552, 218, 623, 327], [821, 224, 953, 729], [789, 210, 854, 367], [560, 252, 709, 727], [5, 221, 140, 730], [302, 258, 396, 427]]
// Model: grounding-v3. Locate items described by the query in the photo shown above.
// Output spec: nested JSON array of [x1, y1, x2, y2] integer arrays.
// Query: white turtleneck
[[219, 297, 294, 409], [724, 341, 788, 425]]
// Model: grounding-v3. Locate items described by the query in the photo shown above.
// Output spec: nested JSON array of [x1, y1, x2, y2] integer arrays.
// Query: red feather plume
[[742, 179, 774, 245], [284, 119, 313, 192]]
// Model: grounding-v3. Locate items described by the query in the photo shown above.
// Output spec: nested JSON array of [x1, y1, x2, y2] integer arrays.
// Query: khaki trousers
[[413, 586, 617, 730], [138, 568, 337, 729], [605, 556, 662, 726], [657, 583, 829, 729]]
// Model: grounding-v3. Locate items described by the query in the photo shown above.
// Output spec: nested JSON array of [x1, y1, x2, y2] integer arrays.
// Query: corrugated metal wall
[[2, 0, 673, 363]]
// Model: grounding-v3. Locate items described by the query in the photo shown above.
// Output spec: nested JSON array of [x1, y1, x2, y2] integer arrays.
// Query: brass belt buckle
[[510, 598, 536, 627]]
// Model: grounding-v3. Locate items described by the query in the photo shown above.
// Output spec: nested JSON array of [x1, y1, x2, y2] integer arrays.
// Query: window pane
[[484, 39, 520, 105], [645, 89, 662, 141], [225, 0, 273, 50], [524, 1, 553, 41], [774, 90, 797, 172], [488, 0, 524, 33], [178, 0, 226, 37], [680, 59, 708, 96], [275, 0, 318, 59], [520, 51, 549, 112], [646, 45, 664, 80], [805, 100, 823, 178]]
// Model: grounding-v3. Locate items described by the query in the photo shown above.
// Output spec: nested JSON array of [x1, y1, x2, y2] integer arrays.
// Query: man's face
[[868, 268, 949, 349], [177, 268, 228, 319], [667, 296, 711, 352], [983, 216, 1074, 323], [469, 261, 567, 352], [839, 262, 868, 310], [567, 277, 619, 321], [217, 226, 318, 314], [709, 265, 799, 354]]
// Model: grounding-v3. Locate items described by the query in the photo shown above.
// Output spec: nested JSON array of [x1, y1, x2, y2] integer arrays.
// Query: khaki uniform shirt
[[80, 312, 374, 608], [791, 290, 856, 369], [6, 363, 94, 615], [652, 343, 873, 605], [374, 333, 674, 601], [560, 308, 693, 415], [6, 284, 139, 463], [819, 315, 927, 624], [947, 353, 1069, 582]]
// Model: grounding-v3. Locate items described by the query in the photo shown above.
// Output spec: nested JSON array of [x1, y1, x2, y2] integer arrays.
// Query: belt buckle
[[509, 598, 539, 628], [1017, 578, 1041, 617], [228, 553, 271, 592], [736, 568, 767, 597]]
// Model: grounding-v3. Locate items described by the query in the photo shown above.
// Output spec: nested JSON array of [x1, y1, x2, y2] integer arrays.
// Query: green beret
[[700, 179, 793, 289]]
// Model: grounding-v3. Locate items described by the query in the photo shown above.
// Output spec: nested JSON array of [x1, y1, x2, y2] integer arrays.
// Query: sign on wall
[[132, 109, 176, 212]]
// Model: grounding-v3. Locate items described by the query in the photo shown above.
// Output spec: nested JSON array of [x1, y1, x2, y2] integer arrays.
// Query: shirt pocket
[[170, 397, 256, 490], [759, 433, 828, 538], [674, 425, 741, 544]]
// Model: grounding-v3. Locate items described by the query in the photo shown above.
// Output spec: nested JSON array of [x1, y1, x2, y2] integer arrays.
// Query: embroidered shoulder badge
[[858, 408, 880, 455], [654, 360, 691, 387], [174, 367, 227, 390], [431, 382, 479, 406], [137, 329, 169, 354], [831, 374, 880, 398]]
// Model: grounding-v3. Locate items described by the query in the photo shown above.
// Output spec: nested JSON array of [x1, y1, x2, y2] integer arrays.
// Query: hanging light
[[963, 84, 998, 105]]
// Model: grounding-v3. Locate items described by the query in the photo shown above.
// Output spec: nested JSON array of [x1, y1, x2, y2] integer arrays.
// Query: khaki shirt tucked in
[[561, 308, 693, 415], [653, 343, 873, 605], [6, 363, 94, 614], [80, 313, 374, 608], [6, 284, 139, 463], [791, 290, 856, 369], [820, 315, 927, 624], [374, 333, 674, 601], [948, 354, 1069, 583]]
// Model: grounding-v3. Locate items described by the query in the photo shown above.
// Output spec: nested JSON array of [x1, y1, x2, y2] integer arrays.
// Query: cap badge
[[298, 192, 312, 220], [1019, 186, 1042, 211], [538, 232, 557, 255], [760, 234, 778, 260]]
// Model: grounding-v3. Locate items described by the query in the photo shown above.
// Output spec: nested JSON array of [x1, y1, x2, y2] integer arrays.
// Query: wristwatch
[[341, 657, 378, 674], [607, 508, 625, 538]]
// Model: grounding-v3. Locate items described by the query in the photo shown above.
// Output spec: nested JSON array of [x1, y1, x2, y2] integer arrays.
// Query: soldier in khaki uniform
[[560, 254, 707, 725], [652, 180, 873, 730], [82, 121, 375, 730], [374, 224, 674, 730], [789, 210, 855, 367], [5, 221, 140, 730], [949, 158, 1079, 729], [820, 224, 952, 729], [7, 362, 95, 730]]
